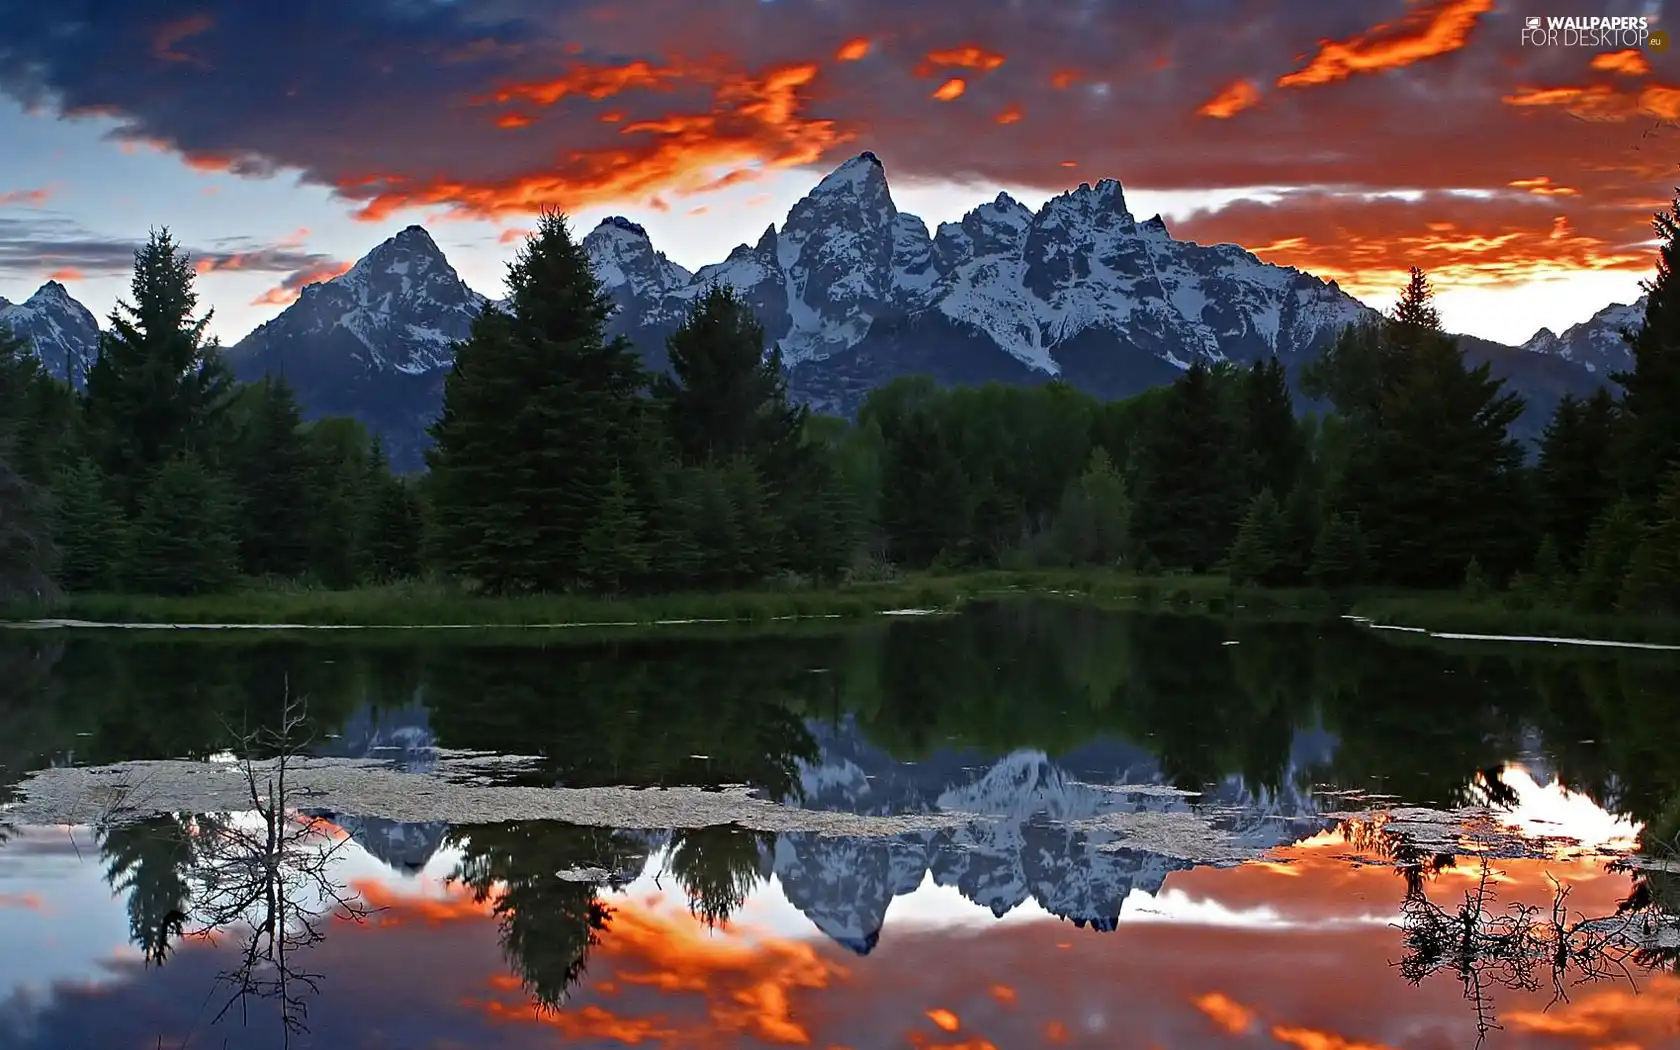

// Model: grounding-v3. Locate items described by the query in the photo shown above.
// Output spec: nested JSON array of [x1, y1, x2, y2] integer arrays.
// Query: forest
[[0, 200, 1676, 614]]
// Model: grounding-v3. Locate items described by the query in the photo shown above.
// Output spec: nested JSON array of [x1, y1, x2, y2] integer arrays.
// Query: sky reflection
[[0, 764, 1674, 1049]]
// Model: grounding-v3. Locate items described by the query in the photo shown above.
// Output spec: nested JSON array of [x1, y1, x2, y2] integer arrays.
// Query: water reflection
[[1, 602, 1680, 1047]]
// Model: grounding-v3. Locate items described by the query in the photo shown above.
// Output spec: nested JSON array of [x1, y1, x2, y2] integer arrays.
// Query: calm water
[[1, 601, 1678, 1049]]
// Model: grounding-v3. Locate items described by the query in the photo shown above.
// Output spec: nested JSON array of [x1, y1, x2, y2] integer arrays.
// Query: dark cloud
[[0, 0, 1673, 293], [0, 213, 347, 300]]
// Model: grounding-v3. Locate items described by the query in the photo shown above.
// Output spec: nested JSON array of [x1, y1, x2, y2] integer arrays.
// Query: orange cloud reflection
[[931, 78, 967, 102], [1196, 79, 1261, 119]]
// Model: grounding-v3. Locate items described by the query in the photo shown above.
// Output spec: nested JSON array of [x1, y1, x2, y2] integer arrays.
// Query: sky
[[0, 0, 1676, 348]]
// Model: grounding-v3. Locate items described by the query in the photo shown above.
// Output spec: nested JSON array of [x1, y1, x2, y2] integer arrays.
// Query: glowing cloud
[[932, 77, 967, 101], [836, 37, 871, 61], [1590, 49, 1651, 77], [1197, 79, 1261, 118], [1194, 991, 1257, 1034], [918, 46, 1007, 76], [1276, 0, 1496, 88], [995, 104, 1023, 124], [151, 14, 213, 64], [1503, 82, 1680, 122], [0, 187, 50, 207], [495, 112, 533, 129], [45, 268, 84, 282]]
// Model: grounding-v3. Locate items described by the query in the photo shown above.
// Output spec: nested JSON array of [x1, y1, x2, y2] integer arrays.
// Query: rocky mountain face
[[0, 281, 100, 386], [1521, 295, 1644, 376], [7, 153, 1618, 468]]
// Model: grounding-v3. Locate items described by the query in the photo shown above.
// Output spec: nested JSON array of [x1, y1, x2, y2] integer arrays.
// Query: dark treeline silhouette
[[2, 197, 1677, 605]]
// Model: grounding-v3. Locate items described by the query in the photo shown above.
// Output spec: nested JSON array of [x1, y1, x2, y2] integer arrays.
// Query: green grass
[[2, 569, 1335, 630], [7, 569, 1675, 645], [1348, 592, 1680, 646]]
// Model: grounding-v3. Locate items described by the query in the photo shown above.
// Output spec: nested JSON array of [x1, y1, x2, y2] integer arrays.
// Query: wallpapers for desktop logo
[[1521, 14, 1668, 52]]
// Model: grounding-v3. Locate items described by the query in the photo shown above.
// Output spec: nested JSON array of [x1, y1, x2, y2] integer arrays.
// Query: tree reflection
[[96, 688, 371, 1047], [665, 823, 773, 928]]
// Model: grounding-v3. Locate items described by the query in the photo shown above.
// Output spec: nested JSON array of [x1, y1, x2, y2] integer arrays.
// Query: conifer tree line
[[0, 202, 1677, 610]]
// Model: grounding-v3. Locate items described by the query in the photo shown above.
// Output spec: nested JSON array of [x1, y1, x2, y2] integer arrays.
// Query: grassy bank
[[1347, 592, 1680, 647], [8, 571, 1676, 643], [5, 569, 1336, 629]]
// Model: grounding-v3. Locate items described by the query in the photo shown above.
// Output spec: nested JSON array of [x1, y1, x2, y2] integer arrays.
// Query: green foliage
[[123, 452, 238, 596], [228, 376, 313, 578], [1462, 556, 1490, 601], [1537, 389, 1619, 567], [1228, 489, 1289, 586], [1615, 194, 1680, 505], [1129, 361, 1248, 572], [52, 458, 125, 592], [82, 229, 235, 512], [0, 455, 56, 601], [576, 468, 647, 595], [1573, 500, 1644, 613], [1050, 446, 1131, 567], [1618, 469, 1680, 615], [1309, 512, 1367, 586], [426, 212, 648, 594], [304, 417, 373, 588]]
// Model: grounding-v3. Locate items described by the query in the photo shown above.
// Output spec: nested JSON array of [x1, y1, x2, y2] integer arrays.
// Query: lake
[[1, 600, 1678, 1049]]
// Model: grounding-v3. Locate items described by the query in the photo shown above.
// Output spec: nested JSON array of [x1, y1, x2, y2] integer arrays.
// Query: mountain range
[[0, 152, 1640, 469]]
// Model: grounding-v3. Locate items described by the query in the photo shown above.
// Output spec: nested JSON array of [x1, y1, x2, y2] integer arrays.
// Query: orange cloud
[[278, 226, 310, 247], [1194, 991, 1257, 1035], [45, 268, 84, 282], [917, 46, 1006, 77], [1197, 79, 1260, 119], [1271, 1025, 1397, 1050], [0, 187, 50, 207], [488, 59, 686, 107], [183, 152, 234, 173], [1276, 0, 1495, 88], [927, 1008, 962, 1031], [344, 60, 846, 222], [599, 110, 624, 123], [497, 227, 529, 244], [1591, 49, 1651, 77], [836, 37, 871, 62], [932, 78, 967, 102], [152, 14, 213, 64], [495, 112, 533, 129], [1503, 81, 1680, 122], [247, 259, 353, 307], [995, 104, 1022, 125], [1508, 176, 1577, 196], [0, 892, 46, 911], [1049, 69, 1080, 90]]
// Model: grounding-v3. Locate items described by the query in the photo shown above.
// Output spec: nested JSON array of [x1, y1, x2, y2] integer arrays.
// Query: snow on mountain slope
[[0, 281, 101, 385], [1522, 295, 1645, 375]]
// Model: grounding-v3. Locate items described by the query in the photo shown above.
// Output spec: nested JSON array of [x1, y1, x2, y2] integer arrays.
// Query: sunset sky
[[0, 0, 1677, 347]]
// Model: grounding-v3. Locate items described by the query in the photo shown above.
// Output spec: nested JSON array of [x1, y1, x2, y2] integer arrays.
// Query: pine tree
[[783, 451, 860, 582], [427, 211, 648, 593], [0, 326, 76, 486], [82, 229, 235, 512], [1227, 489, 1288, 585], [1532, 533, 1568, 604], [1462, 556, 1490, 600], [1309, 512, 1367, 586], [0, 455, 56, 602], [1279, 480, 1320, 585], [1618, 468, 1680, 614], [1616, 194, 1680, 506], [577, 468, 647, 595], [1242, 356, 1303, 500], [878, 410, 971, 568], [229, 376, 313, 578], [1391, 267, 1442, 332], [52, 458, 125, 592], [303, 418, 373, 588], [1572, 500, 1644, 613], [123, 452, 237, 596], [1536, 389, 1619, 567], [367, 463, 424, 584], [1129, 362, 1248, 572]]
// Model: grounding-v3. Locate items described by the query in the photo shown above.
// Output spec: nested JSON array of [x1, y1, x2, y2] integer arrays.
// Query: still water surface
[[0, 601, 1678, 1049]]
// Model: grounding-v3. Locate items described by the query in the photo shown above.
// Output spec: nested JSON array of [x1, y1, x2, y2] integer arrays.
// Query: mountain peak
[[594, 216, 650, 240], [812, 151, 889, 198], [30, 280, 75, 303]]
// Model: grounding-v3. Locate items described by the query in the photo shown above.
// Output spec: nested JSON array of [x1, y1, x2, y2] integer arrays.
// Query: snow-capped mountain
[[1522, 295, 1645, 375], [222, 225, 494, 470], [8, 152, 1614, 467], [0, 281, 100, 385], [589, 152, 1379, 414]]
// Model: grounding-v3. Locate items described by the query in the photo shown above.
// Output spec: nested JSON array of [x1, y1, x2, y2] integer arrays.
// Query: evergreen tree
[[1242, 356, 1303, 500], [366, 436, 424, 583], [52, 458, 125, 592], [1616, 194, 1680, 505], [657, 284, 806, 473], [123, 452, 237, 596], [1572, 500, 1644, 613], [1532, 533, 1568, 604], [1536, 389, 1619, 567], [1391, 266, 1442, 332], [427, 212, 648, 593], [1279, 480, 1320, 585], [783, 451, 860, 582], [0, 455, 56, 602], [1309, 512, 1367, 586], [576, 468, 647, 595], [82, 229, 235, 512], [877, 410, 971, 567], [229, 377, 313, 578], [1129, 361, 1248, 572], [1227, 489, 1288, 585], [0, 326, 77, 485], [1618, 468, 1680, 614], [304, 418, 373, 588]]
